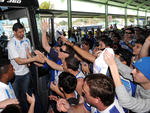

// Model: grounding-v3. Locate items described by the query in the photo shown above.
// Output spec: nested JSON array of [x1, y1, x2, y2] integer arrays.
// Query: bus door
[[0, 1, 50, 113]]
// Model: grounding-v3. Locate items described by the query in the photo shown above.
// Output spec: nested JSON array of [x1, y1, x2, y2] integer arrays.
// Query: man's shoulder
[[8, 37, 15, 45], [23, 37, 30, 43], [0, 82, 8, 89]]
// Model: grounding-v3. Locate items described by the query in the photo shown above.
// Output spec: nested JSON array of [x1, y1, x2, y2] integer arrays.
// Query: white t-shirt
[[93, 48, 114, 75], [0, 82, 16, 112], [7, 37, 31, 75]]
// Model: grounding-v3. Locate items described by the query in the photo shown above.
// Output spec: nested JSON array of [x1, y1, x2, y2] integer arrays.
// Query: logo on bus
[[0, 0, 5, 2], [7, 0, 22, 4]]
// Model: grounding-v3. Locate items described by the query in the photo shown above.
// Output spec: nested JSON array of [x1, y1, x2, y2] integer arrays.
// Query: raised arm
[[14, 55, 44, 65], [115, 57, 133, 81], [104, 51, 150, 113], [41, 20, 51, 53], [61, 36, 96, 63], [45, 57, 63, 71], [26, 93, 35, 113], [103, 50, 122, 87], [34, 50, 63, 71], [140, 35, 150, 58]]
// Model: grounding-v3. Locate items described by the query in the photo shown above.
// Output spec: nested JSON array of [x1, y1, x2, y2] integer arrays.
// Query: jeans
[[13, 72, 31, 113]]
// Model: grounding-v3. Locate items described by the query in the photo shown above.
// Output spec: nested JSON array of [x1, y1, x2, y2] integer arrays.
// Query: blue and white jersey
[[0, 82, 16, 112], [119, 40, 133, 53], [120, 76, 136, 96], [84, 98, 126, 113]]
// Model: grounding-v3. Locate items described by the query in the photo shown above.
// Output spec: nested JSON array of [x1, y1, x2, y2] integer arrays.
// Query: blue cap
[[133, 57, 150, 80]]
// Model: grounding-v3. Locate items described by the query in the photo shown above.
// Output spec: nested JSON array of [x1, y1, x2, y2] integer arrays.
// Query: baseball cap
[[133, 57, 150, 80]]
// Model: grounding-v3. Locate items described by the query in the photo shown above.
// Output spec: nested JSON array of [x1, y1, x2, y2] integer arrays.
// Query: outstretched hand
[[50, 81, 59, 92], [57, 99, 70, 112], [26, 93, 35, 105], [60, 35, 73, 46], [49, 95, 59, 102], [41, 19, 49, 32], [34, 50, 45, 63]]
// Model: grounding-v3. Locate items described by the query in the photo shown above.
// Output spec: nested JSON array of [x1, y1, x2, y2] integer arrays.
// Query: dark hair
[[63, 44, 75, 57], [135, 39, 145, 45], [82, 38, 93, 49], [113, 33, 121, 41], [1, 104, 22, 113], [125, 28, 134, 34], [115, 48, 133, 66], [85, 74, 115, 106], [58, 72, 77, 94], [12, 23, 24, 32], [65, 56, 80, 71], [100, 38, 113, 48], [0, 58, 10, 76]]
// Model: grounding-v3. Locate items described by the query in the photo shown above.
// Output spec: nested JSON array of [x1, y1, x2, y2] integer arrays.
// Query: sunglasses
[[125, 32, 132, 34], [60, 48, 70, 54], [82, 42, 89, 45]]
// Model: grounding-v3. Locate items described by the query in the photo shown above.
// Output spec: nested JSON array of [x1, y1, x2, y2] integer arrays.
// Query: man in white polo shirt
[[7, 23, 44, 113]]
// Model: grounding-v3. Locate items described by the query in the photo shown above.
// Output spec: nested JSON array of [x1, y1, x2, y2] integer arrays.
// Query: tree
[[39, 1, 51, 9]]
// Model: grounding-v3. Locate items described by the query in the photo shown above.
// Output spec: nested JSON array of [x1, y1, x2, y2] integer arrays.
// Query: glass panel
[[139, 11, 145, 16], [108, 16, 125, 29], [72, 1, 105, 13], [35, 15, 52, 42], [54, 18, 68, 39], [108, 6, 125, 15], [0, 20, 17, 39], [20, 18, 30, 33], [127, 9, 137, 15], [147, 12, 150, 16], [0, 17, 30, 56], [138, 18, 145, 26]]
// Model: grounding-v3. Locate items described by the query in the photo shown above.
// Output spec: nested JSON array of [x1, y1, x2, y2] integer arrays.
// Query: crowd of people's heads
[[1, 21, 150, 113], [51, 24, 150, 113]]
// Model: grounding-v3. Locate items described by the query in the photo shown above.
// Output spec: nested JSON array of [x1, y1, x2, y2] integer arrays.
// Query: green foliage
[[59, 20, 68, 26], [129, 18, 134, 23], [39, 1, 51, 9]]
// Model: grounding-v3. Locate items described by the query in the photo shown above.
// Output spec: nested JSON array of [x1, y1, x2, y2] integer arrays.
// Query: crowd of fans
[[0, 20, 150, 113]]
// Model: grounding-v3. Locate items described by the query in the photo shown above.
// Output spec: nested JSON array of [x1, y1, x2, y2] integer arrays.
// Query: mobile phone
[[57, 30, 62, 35]]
